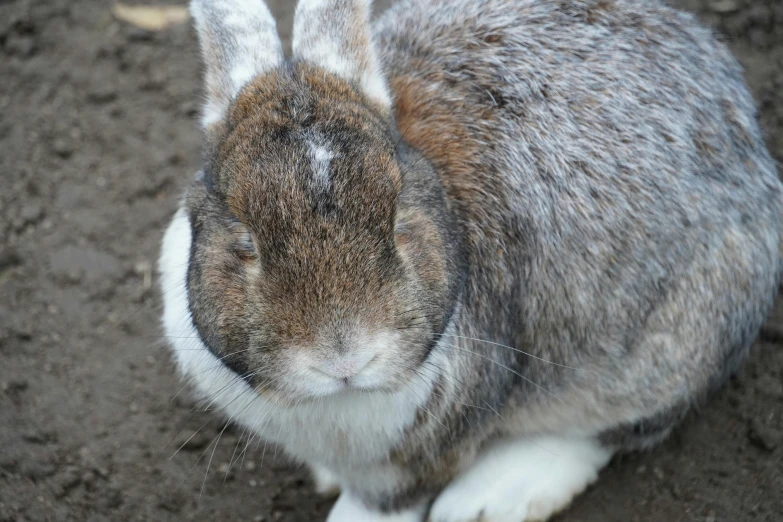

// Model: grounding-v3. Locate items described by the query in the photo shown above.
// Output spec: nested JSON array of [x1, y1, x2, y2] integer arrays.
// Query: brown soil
[[0, 0, 781, 521]]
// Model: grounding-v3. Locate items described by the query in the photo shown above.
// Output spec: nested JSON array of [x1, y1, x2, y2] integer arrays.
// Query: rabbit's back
[[377, 0, 782, 429], [377, 0, 782, 312], [377, 0, 781, 245]]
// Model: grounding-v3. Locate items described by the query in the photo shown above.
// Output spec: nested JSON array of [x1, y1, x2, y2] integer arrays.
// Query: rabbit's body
[[377, 0, 782, 448], [159, 0, 782, 520]]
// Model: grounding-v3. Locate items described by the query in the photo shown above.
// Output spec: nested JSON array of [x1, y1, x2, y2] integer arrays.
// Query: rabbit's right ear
[[190, 0, 283, 128], [292, 0, 391, 113]]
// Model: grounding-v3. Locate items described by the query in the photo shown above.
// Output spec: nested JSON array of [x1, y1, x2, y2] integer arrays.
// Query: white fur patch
[[308, 141, 336, 191], [159, 204, 439, 480], [300, 36, 356, 81], [292, 0, 392, 110], [327, 492, 426, 522], [429, 436, 612, 522], [190, 0, 283, 127], [200, 99, 227, 129], [361, 69, 393, 109], [311, 463, 342, 496]]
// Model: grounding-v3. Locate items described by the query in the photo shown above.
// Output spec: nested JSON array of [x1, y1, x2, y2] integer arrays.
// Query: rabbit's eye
[[228, 221, 259, 260]]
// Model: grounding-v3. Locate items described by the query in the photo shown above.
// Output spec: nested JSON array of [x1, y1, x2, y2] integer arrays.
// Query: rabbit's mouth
[[272, 330, 418, 400], [308, 353, 379, 386]]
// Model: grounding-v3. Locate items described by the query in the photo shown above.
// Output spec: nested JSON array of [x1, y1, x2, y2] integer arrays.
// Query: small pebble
[[87, 86, 118, 104], [22, 459, 58, 480], [58, 466, 82, 490], [52, 139, 73, 159], [174, 431, 209, 452], [709, 0, 739, 13], [0, 248, 22, 271], [157, 491, 186, 513], [82, 470, 96, 488], [748, 419, 779, 452], [20, 200, 44, 226], [22, 429, 57, 445], [2, 379, 29, 393], [134, 260, 153, 289], [98, 487, 123, 510], [0, 455, 18, 472], [14, 328, 33, 341]]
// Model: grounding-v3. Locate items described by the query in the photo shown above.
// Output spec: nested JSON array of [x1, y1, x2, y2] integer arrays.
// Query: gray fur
[[190, 0, 283, 127], [364, 0, 783, 507], [293, 0, 391, 109], [173, 0, 783, 515]]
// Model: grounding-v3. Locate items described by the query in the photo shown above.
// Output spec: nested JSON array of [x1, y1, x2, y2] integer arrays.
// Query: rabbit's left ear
[[190, 0, 284, 128], [292, 0, 391, 112]]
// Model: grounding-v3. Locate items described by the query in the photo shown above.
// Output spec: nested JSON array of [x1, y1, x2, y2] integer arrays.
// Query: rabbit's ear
[[190, 0, 284, 128], [292, 0, 391, 112]]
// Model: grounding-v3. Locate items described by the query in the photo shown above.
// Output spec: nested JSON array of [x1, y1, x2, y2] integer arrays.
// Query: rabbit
[[158, 0, 783, 520]]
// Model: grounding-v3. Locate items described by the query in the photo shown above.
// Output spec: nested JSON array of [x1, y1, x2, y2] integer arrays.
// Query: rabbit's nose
[[312, 352, 377, 381]]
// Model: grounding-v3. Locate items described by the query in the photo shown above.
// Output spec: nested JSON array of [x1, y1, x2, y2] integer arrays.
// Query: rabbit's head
[[183, 0, 462, 403]]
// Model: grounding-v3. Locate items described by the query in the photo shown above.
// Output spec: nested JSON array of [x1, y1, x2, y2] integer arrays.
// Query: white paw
[[327, 492, 426, 522], [429, 437, 612, 522], [311, 464, 342, 497]]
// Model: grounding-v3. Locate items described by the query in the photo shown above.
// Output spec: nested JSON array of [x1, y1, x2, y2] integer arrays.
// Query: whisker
[[394, 328, 600, 376], [409, 364, 496, 417], [438, 333, 602, 376], [225, 423, 250, 482], [169, 348, 258, 403], [447, 345, 564, 403], [393, 375, 448, 430], [200, 420, 229, 499]]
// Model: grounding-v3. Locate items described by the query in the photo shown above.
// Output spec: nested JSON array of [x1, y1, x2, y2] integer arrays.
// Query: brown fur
[[393, 74, 486, 195]]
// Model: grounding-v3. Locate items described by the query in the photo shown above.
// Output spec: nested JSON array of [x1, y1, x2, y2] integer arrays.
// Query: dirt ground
[[0, 0, 781, 521]]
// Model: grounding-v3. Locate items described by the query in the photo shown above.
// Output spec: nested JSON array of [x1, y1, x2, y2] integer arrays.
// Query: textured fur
[[161, 206, 450, 493], [293, 0, 391, 111], [190, 0, 283, 127], [161, 0, 783, 520]]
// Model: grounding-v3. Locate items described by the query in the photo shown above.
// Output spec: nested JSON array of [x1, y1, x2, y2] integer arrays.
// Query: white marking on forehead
[[308, 140, 336, 191]]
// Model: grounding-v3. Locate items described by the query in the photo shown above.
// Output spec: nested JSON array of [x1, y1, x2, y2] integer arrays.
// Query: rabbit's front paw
[[429, 436, 611, 522]]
